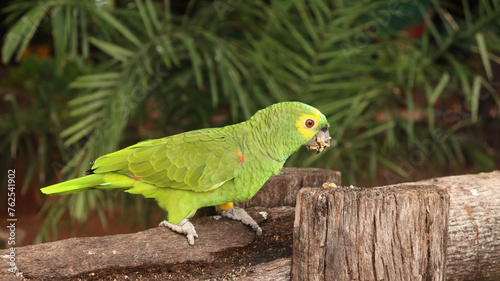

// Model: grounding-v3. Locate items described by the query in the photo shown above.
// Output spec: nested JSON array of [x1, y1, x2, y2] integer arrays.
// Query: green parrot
[[41, 102, 331, 245]]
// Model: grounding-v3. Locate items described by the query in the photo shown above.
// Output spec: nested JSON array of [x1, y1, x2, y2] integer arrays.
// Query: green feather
[[41, 174, 105, 195]]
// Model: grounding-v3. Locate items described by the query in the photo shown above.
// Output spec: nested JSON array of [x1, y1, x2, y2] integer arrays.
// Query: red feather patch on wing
[[129, 174, 142, 180], [236, 150, 245, 163]]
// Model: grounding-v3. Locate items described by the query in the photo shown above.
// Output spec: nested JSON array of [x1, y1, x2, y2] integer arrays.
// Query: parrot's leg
[[159, 219, 198, 245], [219, 207, 263, 235]]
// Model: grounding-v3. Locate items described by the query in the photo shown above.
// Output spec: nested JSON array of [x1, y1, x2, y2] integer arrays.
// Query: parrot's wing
[[92, 128, 243, 192]]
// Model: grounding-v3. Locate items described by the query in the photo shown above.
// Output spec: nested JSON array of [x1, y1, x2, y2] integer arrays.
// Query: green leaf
[[471, 75, 482, 122], [90, 37, 134, 61], [201, 50, 219, 106], [68, 90, 113, 106], [146, 0, 162, 34], [429, 72, 450, 105], [97, 9, 142, 47], [275, 10, 315, 57], [135, 0, 155, 38], [179, 34, 203, 88], [62, 124, 96, 149], [475, 32, 493, 80], [60, 113, 101, 139], [295, 0, 319, 44], [2, 2, 51, 63], [70, 73, 120, 88]]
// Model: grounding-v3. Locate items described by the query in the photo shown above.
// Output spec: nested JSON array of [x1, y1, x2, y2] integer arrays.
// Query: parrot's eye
[[305, 119, 316, 128]]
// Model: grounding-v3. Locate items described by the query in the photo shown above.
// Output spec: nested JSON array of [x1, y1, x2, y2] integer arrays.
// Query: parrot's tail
[[41, 173, 137, 195]]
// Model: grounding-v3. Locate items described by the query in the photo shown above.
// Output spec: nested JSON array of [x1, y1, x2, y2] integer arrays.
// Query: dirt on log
[[292, 185, 449, 281]]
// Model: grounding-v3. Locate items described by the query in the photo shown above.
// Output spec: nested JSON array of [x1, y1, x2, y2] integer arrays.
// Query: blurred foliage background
[[0, 0, 499, 244]]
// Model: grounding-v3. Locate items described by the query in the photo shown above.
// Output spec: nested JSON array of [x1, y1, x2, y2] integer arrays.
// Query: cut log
[[0, 207, 294, 281], [292, 185, 449, 281], [0, 207, 294, 280], [395, 171, 500, 281], [0, 218, 252, 280], [237, 167, 341, 209]]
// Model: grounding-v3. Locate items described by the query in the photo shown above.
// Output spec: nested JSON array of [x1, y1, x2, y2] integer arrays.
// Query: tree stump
[[292, 185, 449, 281]]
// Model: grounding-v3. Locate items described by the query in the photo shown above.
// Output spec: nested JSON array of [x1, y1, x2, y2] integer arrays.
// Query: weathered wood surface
[[240, 258, 292, 281], [292, 185, 449, 281], [0, 207, 294, 281], [1, 219, 253, 280], [395, 171, 500, 281]]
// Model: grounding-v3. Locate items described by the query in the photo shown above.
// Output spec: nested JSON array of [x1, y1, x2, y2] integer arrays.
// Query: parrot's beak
[[306, 125, 331, 154]]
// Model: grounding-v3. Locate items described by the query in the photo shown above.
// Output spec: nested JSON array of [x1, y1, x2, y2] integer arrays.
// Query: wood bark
[[0, 207, 293, 281], [240, 258, 292, 281], [395, 171, 500, 281], [1, 218, 255, 280], [292, 185, 450, 281]]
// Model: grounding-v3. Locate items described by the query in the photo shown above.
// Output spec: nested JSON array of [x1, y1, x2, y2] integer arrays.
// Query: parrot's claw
[[159, 219, 198, 245], [220, 207, 263, 235]]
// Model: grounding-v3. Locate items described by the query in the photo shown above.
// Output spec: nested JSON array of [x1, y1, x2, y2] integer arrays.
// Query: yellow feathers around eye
[[295, 113, 320, 140]]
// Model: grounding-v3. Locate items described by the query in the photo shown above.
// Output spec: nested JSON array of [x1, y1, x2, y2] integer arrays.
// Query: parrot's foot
[[220, 207, 263, 235], [159, 219, 198, 245]]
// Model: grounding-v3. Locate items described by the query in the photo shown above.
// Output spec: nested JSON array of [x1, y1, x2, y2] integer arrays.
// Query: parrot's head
[[292, 103, 331, 154], [250, 102, 331, 157]]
